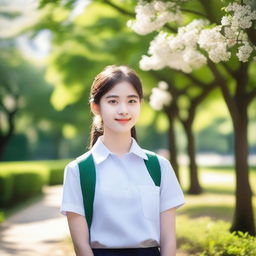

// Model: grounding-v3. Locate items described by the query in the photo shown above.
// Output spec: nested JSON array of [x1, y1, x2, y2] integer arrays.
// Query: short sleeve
[[158, 155, 185, 212], [60, 160, 85, 216]]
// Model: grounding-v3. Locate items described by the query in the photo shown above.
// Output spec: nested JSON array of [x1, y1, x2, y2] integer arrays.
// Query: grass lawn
[[178, 166, 256, 222]]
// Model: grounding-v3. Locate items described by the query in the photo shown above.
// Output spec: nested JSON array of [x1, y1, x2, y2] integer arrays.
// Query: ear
[[90, 102, 101, 116]]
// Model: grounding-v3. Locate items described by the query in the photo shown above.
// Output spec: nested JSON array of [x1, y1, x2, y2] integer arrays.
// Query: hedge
[[0, 159, 69, 208], [0, 165, 49, 207]]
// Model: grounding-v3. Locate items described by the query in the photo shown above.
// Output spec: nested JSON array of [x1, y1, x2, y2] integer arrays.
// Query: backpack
[[77, 151, 161, 230]]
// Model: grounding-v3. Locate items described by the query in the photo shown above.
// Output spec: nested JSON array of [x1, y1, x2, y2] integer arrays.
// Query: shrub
[[177, 216, 256, 256], [11, 172, 44, 203], [0, 211, 5, 223], [0, 173, 13, 207], [0, 164, 49, 207], [35, 159, 69, 186], [201, 228, 256, 256], [48, 167, 64, 185]]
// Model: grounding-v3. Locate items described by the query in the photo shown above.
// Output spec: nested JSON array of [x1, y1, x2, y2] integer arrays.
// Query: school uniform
[[60, 136, 185, 255]]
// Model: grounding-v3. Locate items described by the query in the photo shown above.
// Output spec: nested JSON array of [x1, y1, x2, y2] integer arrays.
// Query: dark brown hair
[[88, 65, 143, 149]]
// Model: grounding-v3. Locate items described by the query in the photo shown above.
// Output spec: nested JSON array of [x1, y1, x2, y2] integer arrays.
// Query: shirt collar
[[91, 136, 148, 164]]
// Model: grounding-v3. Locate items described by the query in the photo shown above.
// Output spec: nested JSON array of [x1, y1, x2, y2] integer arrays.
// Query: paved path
[[0, 186, 70, 256]]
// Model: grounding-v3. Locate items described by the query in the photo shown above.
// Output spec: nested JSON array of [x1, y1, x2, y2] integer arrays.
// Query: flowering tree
[[127, 0, 256, 235]]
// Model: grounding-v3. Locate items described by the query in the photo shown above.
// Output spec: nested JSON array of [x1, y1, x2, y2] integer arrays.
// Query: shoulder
[[76, 151, 92, 163], [142, 149, 173, 171], [143, 149, 170, 164], [64, 151, 92, 173]]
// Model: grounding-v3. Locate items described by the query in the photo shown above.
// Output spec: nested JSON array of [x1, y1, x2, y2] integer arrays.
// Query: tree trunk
[[230, 108, 255, 235], [183, 121, 202, 194], [167, 118, 180, 181], [0, 137, 9, 160], [0, 110, 16, 161]]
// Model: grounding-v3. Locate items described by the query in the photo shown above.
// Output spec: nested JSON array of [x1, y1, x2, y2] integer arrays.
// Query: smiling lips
[[115, 118, 131, 124]]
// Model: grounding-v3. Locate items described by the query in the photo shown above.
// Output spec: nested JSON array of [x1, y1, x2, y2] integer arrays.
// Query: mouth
[[115, 118, 131, 124]]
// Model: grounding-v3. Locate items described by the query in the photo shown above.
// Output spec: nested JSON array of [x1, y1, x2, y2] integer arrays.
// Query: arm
[[160, 207, 176, 256], [67, 212, 94, 256]]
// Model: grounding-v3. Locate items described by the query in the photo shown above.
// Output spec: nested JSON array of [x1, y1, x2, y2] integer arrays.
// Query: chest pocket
[[139, 185, 160, 222]]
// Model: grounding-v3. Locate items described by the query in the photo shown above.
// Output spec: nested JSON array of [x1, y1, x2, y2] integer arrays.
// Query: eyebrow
[[105, 95, 139, 99]]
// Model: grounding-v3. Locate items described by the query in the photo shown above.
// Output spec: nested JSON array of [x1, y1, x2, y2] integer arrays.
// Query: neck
[[101, 132, 132, 156]]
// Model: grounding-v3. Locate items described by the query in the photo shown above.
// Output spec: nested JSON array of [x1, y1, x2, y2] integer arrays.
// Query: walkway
[[0, 186, 70, 256]]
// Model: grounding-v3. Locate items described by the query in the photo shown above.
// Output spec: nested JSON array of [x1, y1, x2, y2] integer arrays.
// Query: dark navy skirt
[[92, 246, 160, 256]]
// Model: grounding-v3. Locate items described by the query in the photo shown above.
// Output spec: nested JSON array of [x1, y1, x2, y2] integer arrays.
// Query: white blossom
[[149, 82, 172, 110], [225, 2, 256, 30], [182, 48, 207, 70], [221, 15, 231, 26], [221, 2, 256, 62], [158, 81, 168, 90], [140, 20, 208, 73], [223, 26, 238, 47], [198, 26, 231, 63], [236, 42, 253, 62], [127, 0, 183, 35], [133, 0, 256, 75]]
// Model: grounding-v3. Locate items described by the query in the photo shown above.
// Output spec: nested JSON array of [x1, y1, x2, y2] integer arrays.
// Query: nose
[[117, 103, 128, 116]]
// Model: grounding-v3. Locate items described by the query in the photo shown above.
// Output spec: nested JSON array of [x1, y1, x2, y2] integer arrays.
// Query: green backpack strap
[[77, 151, 161, 231], [144, 152, 161, 187], [77, 153, 96, 230]]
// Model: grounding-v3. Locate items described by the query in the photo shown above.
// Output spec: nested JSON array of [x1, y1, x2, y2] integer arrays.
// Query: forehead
[[104, 81, 139, 97]]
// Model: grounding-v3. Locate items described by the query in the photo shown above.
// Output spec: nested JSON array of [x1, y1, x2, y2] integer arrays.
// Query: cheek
[[135, 103, 141, 112]]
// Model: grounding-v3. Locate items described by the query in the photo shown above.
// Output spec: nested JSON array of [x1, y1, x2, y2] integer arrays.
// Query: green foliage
[[0, 173, 13, 206], [0, 159, 69, 207], [48, 168, 64, 185], [0, 211, 5, 223], [0, 165, 48, 207], [45, 160, 68, 185], [11, 172, 44, 203], [201, 230, 256, 256], [177, 216, 256, 256]]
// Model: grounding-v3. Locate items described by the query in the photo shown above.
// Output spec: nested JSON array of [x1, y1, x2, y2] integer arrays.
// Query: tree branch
[[191, 82, 216, 107], [182, 81, 216, 123], [149, 70, 180, 97], [103, 0, 134, 17], [164, 24, 177, 33], [246, 87, 256, 105], [198, 0, 217, 23], [247, 26, 256, 45], [0, 100, 8, 113], [180, 8, 208, 19], [208, 61, 237, 121], [181, 72, 208, 89], [221, 62, 235, 77]]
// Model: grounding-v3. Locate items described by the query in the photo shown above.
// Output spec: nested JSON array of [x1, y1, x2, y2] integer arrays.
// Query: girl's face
[[92, 81, 141, 136]]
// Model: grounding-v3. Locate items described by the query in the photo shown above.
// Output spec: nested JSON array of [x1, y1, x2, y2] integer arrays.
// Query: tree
[[0, 46, 24, 160], [126, 0, 256, 235], [149, 67, 216, 193]]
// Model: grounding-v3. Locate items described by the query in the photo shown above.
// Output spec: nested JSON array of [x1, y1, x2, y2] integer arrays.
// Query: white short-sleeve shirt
[[60, 136, 185, 248]]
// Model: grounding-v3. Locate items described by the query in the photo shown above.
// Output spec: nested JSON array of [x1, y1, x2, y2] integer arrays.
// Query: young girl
[[60, 65, 185, 256]]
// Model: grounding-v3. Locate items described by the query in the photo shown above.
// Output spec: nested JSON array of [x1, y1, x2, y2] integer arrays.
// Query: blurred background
[[1, 0, 255, 162]]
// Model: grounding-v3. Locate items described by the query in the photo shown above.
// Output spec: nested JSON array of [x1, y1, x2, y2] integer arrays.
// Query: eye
[[129, 99, 138, 104], [108, 99, 118, 104]]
